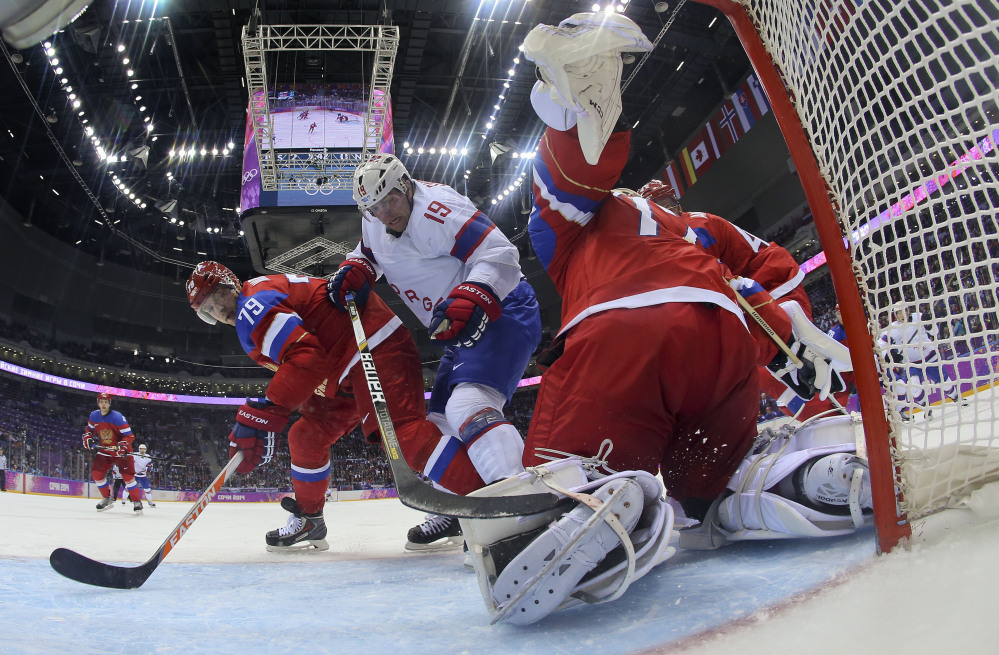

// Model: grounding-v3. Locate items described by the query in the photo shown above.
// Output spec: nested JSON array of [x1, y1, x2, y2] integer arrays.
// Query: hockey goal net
[[698, 0, 999, 551]]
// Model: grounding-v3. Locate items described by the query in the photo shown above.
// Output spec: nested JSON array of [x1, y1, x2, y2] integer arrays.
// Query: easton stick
[[49, 451, 244, 589], [345, 293, 560, 519]]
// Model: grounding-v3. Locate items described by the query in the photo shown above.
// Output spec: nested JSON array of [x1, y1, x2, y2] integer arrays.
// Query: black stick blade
[[395, 475, 562, 518], [50, 547, 159, 589]]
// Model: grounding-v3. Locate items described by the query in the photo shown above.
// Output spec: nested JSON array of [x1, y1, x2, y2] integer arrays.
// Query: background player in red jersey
[[83, 392, 144, 514], [185, 261, 486, 551]]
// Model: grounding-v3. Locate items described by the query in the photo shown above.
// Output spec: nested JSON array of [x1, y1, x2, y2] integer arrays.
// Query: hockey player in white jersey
[[131, 444, 156, 507], [877, 302, 963, 419], [455, 11, 877, 626], [327, 154, 543, 549]]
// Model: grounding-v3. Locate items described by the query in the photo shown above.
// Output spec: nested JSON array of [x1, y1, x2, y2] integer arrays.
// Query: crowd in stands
[[0, 315, 269, 381]]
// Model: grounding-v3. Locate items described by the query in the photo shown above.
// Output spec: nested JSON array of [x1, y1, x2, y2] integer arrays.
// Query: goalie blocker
[[462, 415, 874, 625]]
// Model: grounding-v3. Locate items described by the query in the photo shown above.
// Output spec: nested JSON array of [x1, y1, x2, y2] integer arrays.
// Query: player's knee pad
[[685, 415, 873, 547], [460, 458, 675, 625]]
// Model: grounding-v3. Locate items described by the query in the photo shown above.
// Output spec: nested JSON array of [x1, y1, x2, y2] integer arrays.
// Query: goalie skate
[[405, 514, 463, 552], [491, 477, 645, 625], [265, 497, 329, 552]]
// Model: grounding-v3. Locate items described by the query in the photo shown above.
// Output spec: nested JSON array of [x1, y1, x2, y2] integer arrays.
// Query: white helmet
[[138, 444, 147, 452], [353, 154, 411, 211]]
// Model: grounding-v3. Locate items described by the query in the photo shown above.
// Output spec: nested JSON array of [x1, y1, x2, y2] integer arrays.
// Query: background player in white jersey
[[327, 154, 543, 548], [877, 302, 962, 419], [131, 444, 156, 507]]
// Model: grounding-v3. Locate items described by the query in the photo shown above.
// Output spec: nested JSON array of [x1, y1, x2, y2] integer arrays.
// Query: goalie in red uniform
[[83, 392, 145, 514], [185, 262, 486, 551], [458, 12, 875, 626]]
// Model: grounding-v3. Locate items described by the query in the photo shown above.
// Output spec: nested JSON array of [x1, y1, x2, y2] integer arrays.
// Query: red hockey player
[[83, 392, 145, 514], [637, 179, 850, 419], [185, 261, 486, 551]]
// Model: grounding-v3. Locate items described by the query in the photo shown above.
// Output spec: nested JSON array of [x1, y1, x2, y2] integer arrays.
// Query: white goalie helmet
[[353, 154, 411, 212]]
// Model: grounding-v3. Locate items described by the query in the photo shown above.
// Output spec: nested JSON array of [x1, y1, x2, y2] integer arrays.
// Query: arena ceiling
[[0, 0, 752, 284]]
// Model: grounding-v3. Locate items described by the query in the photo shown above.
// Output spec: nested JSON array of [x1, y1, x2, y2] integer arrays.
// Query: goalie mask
[[639, 179, 680, 210], [353, 154, 411, 214], [186, 261, 241, 325]]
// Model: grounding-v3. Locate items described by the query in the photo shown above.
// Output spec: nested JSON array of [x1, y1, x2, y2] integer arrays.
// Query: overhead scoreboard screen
[[240, 82, 394, 211]]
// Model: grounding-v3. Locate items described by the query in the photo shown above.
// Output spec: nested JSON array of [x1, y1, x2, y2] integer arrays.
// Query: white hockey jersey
[[132, 454, 152, 477], [349, 180, 523, 327], [877, 314, 939, 364]]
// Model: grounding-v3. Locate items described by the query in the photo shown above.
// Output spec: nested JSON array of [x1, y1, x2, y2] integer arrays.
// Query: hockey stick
[[49, 451, 244, 589], [735, 293, 847, 411], [345, 293, 560, 518]]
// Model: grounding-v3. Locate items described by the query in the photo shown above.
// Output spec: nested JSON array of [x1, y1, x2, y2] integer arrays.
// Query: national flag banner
[[681, 122, 723, 186], [689, 122, 722, 174], [716, 100, 747, 149], [745, 74, 771, 118], [661, 160, 684, 199], [734, 87, 758, 129]]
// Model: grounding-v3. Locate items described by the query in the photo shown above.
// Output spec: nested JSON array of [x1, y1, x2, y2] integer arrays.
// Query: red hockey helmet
[[97, 392, 111, 401], [638, 179, 679, 206], [186, 261, 240, 323]]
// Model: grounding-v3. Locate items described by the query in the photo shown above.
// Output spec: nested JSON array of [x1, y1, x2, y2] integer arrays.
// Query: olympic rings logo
[[242, 169, 259, 185]]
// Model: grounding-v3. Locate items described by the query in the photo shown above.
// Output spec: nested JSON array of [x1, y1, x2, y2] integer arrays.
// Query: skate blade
[[404, 536, 464, 552], [133, 510, 143, 516], [265, 538, 330, 553]]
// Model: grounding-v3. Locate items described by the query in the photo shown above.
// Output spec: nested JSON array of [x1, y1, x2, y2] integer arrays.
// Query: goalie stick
[[345, 293, 560, 519], [49, 451, 244, 589]]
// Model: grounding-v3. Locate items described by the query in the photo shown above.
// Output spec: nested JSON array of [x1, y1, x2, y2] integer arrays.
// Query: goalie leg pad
[[710, 415, 873, 540], [491, 477, 645, 625]]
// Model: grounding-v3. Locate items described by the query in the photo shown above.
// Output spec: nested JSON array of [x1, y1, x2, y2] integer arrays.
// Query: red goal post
[[695, 0, 999, 553]]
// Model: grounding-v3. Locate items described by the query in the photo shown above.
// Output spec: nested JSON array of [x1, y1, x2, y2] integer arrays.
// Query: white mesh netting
[[733, 0, 999, 519]]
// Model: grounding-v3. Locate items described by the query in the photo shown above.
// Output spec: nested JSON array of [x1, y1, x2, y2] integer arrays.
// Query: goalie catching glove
[[766, 336, 847, 402], [326, 258, 377, 313], [429, 282, 502, 348], [229, 400, 288, 474]]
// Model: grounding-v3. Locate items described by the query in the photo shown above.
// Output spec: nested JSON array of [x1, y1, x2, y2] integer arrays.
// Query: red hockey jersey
[[530, 127, 746, 337], [234, 273, 402, 412]]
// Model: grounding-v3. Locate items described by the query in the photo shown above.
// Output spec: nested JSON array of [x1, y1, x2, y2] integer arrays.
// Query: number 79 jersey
[[350, 180, 523, 327]]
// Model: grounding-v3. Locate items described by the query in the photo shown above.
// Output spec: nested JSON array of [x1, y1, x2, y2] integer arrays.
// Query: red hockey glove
[[229, 400, 290, 474], [82, 432, 97, 451], [326, 258, 377, 313], [115, 441, 132, 456], [429, 282, 502, 348]]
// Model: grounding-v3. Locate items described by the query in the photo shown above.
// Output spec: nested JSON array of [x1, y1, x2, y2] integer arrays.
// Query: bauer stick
[[344, 293, 560, 518], [49, 451, 244, 589]]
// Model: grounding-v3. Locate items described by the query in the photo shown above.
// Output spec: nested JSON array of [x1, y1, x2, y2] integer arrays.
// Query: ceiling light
[[49, 58, 59, 66], [60, 77, 67, 84], [122, 57, 130, 64], [222, 148, 230, 155], [200, 148, 207, 156], [403, 141, 410, 149], [139, 105, 146, 112], [212, 148, 219, 155], [54, 67, 63, 74], [131, 83, 138, 89], [117, 44, 125, 52], [135, 95, 141, 101], [508, 68, 515, 76], [126, 69, 133, 76], [227, 141, 234, 149]]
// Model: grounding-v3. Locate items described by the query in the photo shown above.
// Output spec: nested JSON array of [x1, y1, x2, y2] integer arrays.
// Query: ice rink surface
[[1, 487, 996, 655]]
